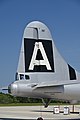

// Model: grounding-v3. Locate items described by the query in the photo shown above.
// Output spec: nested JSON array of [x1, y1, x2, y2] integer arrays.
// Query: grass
[[0, 102, 72, 107], [0, 103, 43, 107]]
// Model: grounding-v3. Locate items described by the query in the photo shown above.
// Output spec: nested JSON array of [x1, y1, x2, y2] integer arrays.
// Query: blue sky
[[0, 0, 80, 86]]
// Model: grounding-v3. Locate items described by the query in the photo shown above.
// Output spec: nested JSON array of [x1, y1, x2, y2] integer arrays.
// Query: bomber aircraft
[[4, 21, 80, 107]]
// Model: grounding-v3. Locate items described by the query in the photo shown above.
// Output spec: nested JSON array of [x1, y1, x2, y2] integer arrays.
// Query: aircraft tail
[[16, 21, 80, 84]]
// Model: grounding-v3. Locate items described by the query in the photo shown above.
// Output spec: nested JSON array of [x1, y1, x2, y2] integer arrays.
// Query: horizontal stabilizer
[[0, 86, 8, 91], [35, 80, 80, 88]]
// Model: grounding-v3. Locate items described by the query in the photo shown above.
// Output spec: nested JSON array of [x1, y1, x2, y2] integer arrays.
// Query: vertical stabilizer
[[17, 21, 80, 83]]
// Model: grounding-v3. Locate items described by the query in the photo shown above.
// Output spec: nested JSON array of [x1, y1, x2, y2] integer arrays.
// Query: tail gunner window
[[25, 75, 30, 80], [20, 74, 24, 80]]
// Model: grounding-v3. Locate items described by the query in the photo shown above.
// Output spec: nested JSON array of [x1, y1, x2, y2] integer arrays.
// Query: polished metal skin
[[9, 21, 80, 107]]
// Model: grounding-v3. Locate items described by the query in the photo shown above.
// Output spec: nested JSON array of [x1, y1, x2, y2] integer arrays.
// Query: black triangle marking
[[36, 49, 43, 60]]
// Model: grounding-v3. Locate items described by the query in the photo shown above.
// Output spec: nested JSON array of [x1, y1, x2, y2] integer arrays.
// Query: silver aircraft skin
[[8, 21, 80, 107]]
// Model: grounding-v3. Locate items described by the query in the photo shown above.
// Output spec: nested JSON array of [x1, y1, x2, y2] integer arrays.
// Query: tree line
[[0, 92, 42, 104], [0, 92, 68, 104]]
